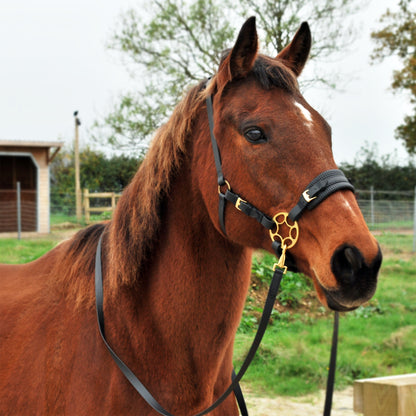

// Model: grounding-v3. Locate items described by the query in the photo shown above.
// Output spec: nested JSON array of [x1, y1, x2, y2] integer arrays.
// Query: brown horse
[[0, 18, 381, 415]]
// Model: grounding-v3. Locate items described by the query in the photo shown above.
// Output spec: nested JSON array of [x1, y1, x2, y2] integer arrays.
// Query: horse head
[[198, 17, 382, 312]]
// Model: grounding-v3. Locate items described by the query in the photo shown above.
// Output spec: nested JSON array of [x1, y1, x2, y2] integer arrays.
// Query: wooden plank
[[88, 207, 114, 213], [354, 374, 416, 416], [87, 192, 118, 198]]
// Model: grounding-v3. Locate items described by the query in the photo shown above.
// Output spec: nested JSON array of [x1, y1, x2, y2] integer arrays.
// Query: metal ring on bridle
[[269, 212, 299, 249], [218, 180, 231, 195]]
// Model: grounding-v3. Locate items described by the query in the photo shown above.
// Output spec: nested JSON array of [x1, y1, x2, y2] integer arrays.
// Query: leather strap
[[95, 233, 284, 416], [289, 170, 354, 222], [95, 236, 173, 416], [232, 369, 248, 416], [223, 189, 275, 230], [206, 94, 225, 188], [323, 312, 339, 416], [207, 95, 276, 235]]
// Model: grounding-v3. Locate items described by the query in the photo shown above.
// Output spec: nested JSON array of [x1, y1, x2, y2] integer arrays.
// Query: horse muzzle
[[322, 244, 382, 311]]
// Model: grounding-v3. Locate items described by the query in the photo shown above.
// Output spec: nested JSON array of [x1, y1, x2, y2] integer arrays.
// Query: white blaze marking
[[294, 101, 313, 125]]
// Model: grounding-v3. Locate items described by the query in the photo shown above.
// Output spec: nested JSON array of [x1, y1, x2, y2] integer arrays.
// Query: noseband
[[94, 88, 355, 416]]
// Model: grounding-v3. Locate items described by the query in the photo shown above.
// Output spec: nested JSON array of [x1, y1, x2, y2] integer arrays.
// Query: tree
[[98, 0, 364, 151], [50, 148, 141, 215], [371, 0, 416, 155], [339, 142, 416, 195]]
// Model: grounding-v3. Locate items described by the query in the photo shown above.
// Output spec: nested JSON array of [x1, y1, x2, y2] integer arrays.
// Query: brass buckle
[[235, 197, 247, 211], [302, 189, 317, 203]]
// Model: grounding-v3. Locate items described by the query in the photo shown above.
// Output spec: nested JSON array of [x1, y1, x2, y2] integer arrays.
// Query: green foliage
[[98, 0, 365, 150], [351, 299, 384, 319], [251, 251, 312, 308], [50, 147, 141, 214], [235, 234, 416, 396], [99, 0, 235, 149], [339, 142, 416, 195], [371, 0, 416, 154]]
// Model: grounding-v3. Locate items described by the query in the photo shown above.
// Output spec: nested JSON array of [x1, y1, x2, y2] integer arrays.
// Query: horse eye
[[244, 128, 267, 144]]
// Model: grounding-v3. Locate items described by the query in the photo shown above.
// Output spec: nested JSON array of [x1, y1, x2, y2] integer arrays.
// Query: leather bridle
[[94, 88, 355, 416]]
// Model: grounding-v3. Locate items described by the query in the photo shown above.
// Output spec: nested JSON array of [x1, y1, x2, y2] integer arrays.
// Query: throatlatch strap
[[95, 233, 284, 416]]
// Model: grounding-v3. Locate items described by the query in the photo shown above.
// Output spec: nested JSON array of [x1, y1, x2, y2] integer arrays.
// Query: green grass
[[234, 233, 416, 396], [1, 231, 415, 398], [51, 212, 113, 226], [0, 238, 59, 264], [50, 212, 81, 226], [368, 220, 414, 231]]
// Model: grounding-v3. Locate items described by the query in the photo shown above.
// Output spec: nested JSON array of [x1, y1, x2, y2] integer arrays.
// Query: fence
[[83, 189, 121, 223], [49, 187, 416, 235], [356, 188, 415, 231]]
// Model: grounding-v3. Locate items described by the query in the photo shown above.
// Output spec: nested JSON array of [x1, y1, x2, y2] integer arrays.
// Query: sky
[[0, 0, 414, 165]]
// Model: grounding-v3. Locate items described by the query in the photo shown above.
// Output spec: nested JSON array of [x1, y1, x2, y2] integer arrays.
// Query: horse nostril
[[344, 246, 362, 273], [331, 245, 364, 285], [328, 244, 381, 309]]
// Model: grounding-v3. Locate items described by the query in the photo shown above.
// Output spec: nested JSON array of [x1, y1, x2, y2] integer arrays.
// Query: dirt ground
[[246, 387, 360, 416]]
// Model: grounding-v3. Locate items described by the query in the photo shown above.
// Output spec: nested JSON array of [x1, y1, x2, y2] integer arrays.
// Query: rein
[[94, 91, 354, 416]]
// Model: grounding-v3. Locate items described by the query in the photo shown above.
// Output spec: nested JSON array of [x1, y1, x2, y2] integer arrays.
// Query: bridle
[[94, 86, 354, 416]]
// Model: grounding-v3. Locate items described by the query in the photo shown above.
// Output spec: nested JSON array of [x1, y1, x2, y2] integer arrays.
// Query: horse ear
[[229, 16, 258, 78], [216, 17, 258, 90], [276, 22, 311, 77]]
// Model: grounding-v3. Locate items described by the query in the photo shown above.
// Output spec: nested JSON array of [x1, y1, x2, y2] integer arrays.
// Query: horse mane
[[107, 80, 208, 290], [51, 53, 298, 300]]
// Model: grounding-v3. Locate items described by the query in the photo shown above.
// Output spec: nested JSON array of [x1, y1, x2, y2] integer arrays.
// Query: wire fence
[[50, 188, 416, 230], [0, 186, 411, 241], [356, 189, 415, 232]]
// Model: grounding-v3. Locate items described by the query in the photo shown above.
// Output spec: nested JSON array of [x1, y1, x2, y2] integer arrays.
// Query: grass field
[[234, 233, 416, 396], [0, 238, 59, 264], [0, 231, 415, 398]]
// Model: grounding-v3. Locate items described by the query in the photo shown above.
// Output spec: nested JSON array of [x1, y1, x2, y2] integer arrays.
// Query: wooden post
[[83, 188, 90, 223], [354, 374, 416, 416], [111, 192, 116, 213], [74, 111, 82, 222]]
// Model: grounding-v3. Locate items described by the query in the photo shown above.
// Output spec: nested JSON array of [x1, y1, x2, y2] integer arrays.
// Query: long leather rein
[[94, 91, 354, 415]]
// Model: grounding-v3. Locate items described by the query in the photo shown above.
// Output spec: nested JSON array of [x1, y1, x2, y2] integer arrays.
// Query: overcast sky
[[0, 0, 413, 165]]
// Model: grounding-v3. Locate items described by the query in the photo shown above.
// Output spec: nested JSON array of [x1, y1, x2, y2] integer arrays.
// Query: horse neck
[[105, 154, 253, 369], [156, 164, 253, 307], [146, 162, 253, 334]]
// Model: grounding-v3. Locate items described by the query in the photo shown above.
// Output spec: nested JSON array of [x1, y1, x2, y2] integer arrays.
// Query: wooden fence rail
[[83, 189, 121, 223]]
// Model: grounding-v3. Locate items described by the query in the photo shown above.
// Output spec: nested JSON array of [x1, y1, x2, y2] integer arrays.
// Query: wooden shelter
[[0, 140, 63, 233]]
